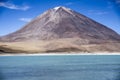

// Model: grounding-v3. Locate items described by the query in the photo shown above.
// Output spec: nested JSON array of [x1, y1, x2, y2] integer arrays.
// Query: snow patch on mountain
[[54, 6, 71, 10]]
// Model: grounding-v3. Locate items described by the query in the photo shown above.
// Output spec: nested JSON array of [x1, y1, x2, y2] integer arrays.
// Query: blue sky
[[0, 0, 120, 36]]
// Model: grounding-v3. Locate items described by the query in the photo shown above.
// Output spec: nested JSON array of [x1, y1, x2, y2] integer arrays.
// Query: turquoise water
[[0, 55, 120, 80]]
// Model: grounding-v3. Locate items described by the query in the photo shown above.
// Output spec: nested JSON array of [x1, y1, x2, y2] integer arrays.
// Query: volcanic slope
[[0, 6, 120, 53]]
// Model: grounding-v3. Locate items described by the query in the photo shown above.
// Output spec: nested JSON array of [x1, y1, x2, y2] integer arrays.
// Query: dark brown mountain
[[0, 6, 120, 53]]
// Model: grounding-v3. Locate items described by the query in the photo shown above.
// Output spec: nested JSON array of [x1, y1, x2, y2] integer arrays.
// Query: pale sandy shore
[[0, 52, 120, 56]]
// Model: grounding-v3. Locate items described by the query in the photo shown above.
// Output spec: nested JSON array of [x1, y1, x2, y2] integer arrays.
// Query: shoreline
[[0, 52, 120, 56]]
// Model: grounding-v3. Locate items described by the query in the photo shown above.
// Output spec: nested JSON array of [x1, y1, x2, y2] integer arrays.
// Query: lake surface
[[0, 55, 120, 80]]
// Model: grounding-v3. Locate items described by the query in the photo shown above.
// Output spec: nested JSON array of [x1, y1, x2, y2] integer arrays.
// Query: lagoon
[[0, 55, 120, 80]]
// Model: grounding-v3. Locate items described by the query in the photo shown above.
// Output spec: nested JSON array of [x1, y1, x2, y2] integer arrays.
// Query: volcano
[[0, 6, 120, 53]]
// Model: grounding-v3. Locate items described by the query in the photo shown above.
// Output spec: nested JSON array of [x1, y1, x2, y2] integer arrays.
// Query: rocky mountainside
[[0, 6, 120, 42], [0, 6, 120, 53]]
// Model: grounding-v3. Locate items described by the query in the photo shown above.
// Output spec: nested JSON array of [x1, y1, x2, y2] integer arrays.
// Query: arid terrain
[[0, 38, 120, 53]]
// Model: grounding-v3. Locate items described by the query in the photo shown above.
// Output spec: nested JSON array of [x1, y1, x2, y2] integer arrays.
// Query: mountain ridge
[[0, 6, 120, 42], [0, 6, 120, 53]]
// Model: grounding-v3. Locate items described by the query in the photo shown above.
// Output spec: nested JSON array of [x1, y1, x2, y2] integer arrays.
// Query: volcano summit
[[0, 6, 120, 53]]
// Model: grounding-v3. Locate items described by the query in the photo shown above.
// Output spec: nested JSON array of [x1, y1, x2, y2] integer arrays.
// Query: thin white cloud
[[116, 0, 120, 3], [0, 2, 30, 11], [88, 10, 108, 15], [107, 1, 114, 9], [116, 0, 120, 7], [19, 18, 32, 22], [95, 12, 108, 15], [65, 2, 73, 6]]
